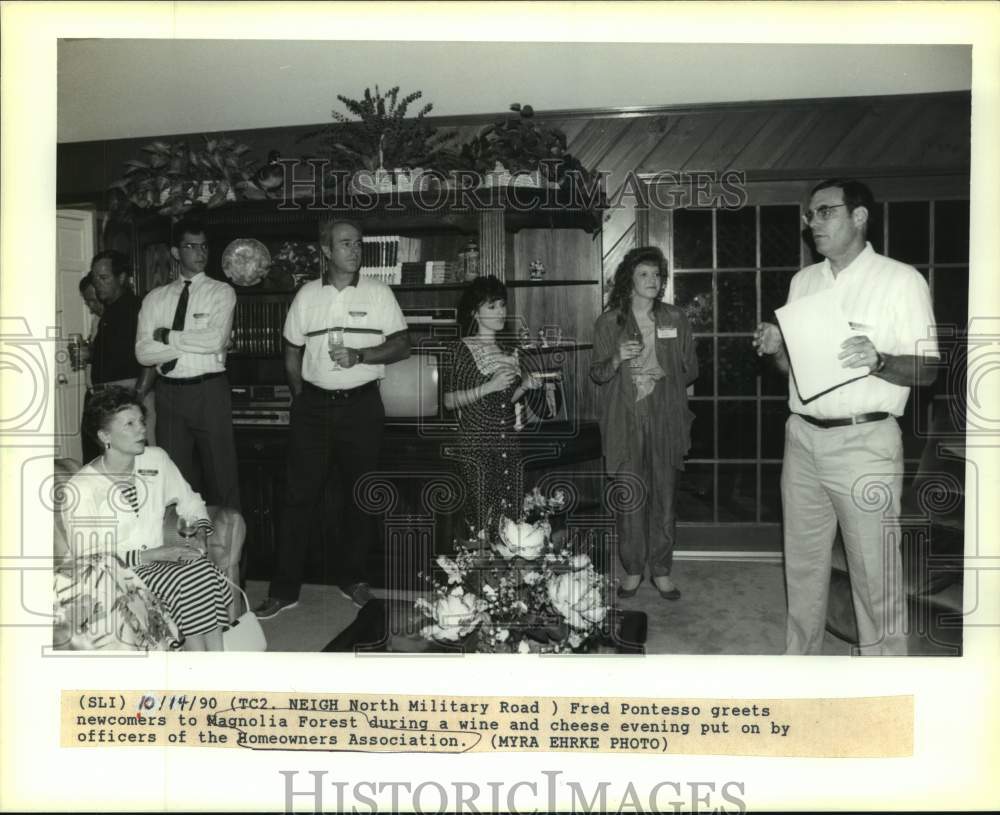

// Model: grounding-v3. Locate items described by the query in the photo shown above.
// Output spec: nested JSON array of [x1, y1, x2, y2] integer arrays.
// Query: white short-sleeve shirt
[[786, 242, 939, 418], [284, 276, 408, 390]]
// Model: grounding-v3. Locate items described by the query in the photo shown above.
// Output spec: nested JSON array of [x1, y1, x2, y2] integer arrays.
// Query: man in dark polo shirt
[[254, 219, 410, 617], [80, 251, 157, 463]]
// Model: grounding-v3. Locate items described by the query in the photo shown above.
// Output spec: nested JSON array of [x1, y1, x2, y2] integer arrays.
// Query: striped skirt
[[134, 557, 232, 637]]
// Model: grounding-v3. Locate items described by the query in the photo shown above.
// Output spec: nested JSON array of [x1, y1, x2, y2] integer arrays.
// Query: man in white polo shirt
[[255, 219, 410, 617], [754, 178, 939, 655]]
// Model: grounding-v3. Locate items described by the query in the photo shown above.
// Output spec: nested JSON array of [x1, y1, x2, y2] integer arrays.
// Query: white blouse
[[61, 446, 208, 565]]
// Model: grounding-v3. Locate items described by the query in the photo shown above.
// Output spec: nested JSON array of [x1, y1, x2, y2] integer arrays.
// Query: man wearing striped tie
[[136, 218, 240, 512]]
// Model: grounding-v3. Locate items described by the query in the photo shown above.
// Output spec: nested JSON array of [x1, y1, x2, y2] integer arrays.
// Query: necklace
[[97, 456, 131, 479], [97, 457, 140, 516]]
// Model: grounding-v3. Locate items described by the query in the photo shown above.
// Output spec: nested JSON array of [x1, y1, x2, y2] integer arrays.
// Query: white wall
[[58, 39, 971, 143]]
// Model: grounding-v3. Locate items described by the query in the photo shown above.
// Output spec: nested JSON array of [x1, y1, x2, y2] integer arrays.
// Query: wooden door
[[54, 209, 95, 461]]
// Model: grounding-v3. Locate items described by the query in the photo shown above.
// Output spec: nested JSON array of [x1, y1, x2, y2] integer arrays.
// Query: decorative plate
[[221, 238, 271, 287]]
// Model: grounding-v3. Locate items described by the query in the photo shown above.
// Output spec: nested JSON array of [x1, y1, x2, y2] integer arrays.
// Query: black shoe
[[253, 597, 299, 619], [616, 576, 643, 599], [339, 582, 375, 608], [652, 577, 681, 601]]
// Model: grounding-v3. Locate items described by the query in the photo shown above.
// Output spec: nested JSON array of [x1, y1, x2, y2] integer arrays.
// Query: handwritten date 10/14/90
[[136, 694, 219, 712]]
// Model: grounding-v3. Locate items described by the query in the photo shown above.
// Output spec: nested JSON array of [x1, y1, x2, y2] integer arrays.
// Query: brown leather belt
[[796, 412, 890, 429], [303, 379, 378, 401]]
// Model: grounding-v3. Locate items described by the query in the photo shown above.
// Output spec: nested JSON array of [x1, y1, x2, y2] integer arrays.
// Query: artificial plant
[[300, 85, 459, 175], [109, 136, 264, 219], [460, 103, 592, 186]]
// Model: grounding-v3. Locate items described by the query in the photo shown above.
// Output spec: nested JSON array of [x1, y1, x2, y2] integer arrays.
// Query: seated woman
[[443, 276, 541, 533], [61, 386, 231, 650]]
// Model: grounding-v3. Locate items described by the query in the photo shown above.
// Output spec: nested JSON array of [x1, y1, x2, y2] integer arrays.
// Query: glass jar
[[463, 241, 480, 281]]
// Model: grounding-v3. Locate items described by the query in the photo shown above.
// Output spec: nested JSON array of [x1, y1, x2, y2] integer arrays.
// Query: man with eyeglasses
[[136, 218, 240, 511], [753, 178, 939, 656]]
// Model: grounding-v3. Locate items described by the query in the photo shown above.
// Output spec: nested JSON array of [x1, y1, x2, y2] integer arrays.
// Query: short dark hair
[[318, 218, 363, 247], [78, 273, 95, 294], [811, 178, 876, 219], [82, 386, 145, 447], [90, 250, 130, 279], [171, 218, 208, 247], [456, 275, 508, 337], [605, 246, 669, 320]]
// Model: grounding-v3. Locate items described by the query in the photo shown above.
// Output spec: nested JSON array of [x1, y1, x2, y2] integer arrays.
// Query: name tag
[[349, 310, 368, 318], [137, 469, 158, 476], [192, 312, 209, 319], [657, 327, 677, 339]]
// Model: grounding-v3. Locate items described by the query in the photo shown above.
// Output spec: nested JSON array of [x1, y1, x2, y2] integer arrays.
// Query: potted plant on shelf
[[109, 136, 265, 219], [299, 85, 459, 194], [459, 103, 592, 190]]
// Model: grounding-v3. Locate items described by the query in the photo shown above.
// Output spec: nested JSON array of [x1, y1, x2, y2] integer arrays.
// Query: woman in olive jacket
[[590, 247, 698, 600]]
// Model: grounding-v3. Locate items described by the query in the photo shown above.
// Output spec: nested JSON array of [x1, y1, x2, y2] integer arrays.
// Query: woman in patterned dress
[[443, 276, 542, 534], [62, 386, 231, 650]]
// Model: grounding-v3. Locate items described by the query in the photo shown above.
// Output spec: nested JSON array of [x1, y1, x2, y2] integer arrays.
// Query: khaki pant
[[781, 414, 906, 656]]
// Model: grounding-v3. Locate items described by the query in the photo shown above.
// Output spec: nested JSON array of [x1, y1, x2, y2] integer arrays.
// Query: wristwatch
[[872, 351, 886, 374]]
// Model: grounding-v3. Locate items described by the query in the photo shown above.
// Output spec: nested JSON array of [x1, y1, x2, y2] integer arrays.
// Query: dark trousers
[[614, 411, 679, 578], [155, 375, 241, 511], [269, 384, 385, 602]]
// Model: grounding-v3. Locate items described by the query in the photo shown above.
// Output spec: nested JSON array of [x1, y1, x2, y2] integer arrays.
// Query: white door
[[55, 209, 95, 461]]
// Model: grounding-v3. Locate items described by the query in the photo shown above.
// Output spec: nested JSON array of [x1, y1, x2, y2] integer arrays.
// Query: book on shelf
[[359, 235, 424, 285], [403, 308, 457, 325], [232, 299, 287, 355]]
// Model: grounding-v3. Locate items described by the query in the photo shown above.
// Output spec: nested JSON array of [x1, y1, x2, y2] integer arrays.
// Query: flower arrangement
[[415, 489, 609, 653], [269, 241, 322, 288], [681, 292, 713, 333]]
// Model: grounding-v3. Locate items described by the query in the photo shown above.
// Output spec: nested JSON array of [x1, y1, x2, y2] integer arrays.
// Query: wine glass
[[328, 328, 345, 369], [67, 333, 85, 371], [177, 517, 203, 555], [629, 329, 644, 370]]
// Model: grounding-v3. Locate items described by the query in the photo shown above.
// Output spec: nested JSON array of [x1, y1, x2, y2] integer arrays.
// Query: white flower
[[436, 554, 464, 585], [495, 517, 549, 560], [568, 632, 583, 649], [547, 569, 607, 630], [420, 588, 484, 640], [482, 583, 497, 599], [569, 553, 591, 570], [495, 628, 510, 643], [517, 640, 531, 654], [522, 570, 542, 586]]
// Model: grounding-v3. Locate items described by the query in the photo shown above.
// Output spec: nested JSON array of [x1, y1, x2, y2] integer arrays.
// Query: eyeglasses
[[180, 242, 209, 253], [801, 204, 847, 225]]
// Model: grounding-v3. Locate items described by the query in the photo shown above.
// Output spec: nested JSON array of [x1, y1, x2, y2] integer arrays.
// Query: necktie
[[160, 281, 190, 374]]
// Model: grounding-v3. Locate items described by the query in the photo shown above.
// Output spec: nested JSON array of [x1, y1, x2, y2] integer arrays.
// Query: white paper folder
[[774, 289, 870, 401]]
